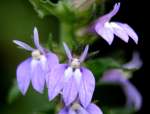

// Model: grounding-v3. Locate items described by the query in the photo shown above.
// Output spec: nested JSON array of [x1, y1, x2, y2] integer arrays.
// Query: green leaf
[[7, 80, 21, 104], [29, 0, 57, 18], [7, 81, 21, 103], [85, 58, 121, 79]]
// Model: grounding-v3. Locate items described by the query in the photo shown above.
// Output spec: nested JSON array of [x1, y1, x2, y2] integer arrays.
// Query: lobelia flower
[[100, 52, 142, 110], [59, 102, 103, 114], [90, 2, 138, 45], [13, 27, 59, 95], [48, 43, 95, 108]]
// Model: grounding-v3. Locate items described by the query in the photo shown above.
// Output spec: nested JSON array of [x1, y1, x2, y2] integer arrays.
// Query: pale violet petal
[[63, 76, 78, 106], [48, 64, 66, 100], [96, 3, 120, 24], [122, 52, 142, 70], [68, 109, 76, 114], [78, 106, 89, 114], [16, 58, 31, 95], [95, 23, 114, 45], [63, 42, 72, 60], [86, 103, 103, 114], [74, 69, 82, 86], [123, 81, 142, 110], [33, 27, 44, 53], [110, 22, 129, 43], [13, 40, 34, 51], [45, 52, 59, 86], [59, 107, 68, 114], [107, 3, 121, 19], [115, 22, 138, 44], [40, 55, 47, 70], [79, 45, 89, 63], [79, 67, 95, 108], [31, 59, 45, 93], [100, 69, 127, 84], [64, 67, 73, 82]]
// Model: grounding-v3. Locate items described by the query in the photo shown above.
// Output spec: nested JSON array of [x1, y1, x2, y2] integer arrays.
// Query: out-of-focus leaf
[[85, 58, 121, 79], [7, 80, 21, 104], [29, 0, 57, 18]]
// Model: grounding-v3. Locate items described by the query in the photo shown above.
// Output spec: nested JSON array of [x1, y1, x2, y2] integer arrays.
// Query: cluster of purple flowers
[[14, 2, 141, 114]]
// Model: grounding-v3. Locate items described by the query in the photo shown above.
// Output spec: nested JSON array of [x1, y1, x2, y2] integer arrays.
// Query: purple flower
[[100, 53, 142, 110], [91, 3, 138, 45], [48, 43, 95, 108], [59, 102, 103, 114], [122, 52, 143, 70], [13, 27, 59, 95]]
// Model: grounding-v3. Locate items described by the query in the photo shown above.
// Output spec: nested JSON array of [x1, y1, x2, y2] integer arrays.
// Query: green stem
[[59, 22, 77, 49]]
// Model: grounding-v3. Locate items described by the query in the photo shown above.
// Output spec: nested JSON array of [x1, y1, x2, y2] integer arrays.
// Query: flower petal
[[31, 59, 45, 93], [96, 3, 120, 24], [64, 67, 73, 82], [16, 58, 31, 95], [115, 23, 138, 44], [13, 40, 34, 51], [95, 24, 114, 45], [78, 106, 89, 114], [122, 52, 142, 70], [63, 42, 72, 61], [79, 67, 95, 108], [48, 64, 66, 100], [33, 27, 45, 53], [123, 81, 142, 110], [59, 107, 68, 114], [74, 69, 82, 86], [110, 22, 129, 43], [100, 69, 127, 84], [79, 45, 89, 63], [68, 109, 76, 114], [87, 103, 103, 114], [63, 76, 78, 106], [45, 52, 59, 86]]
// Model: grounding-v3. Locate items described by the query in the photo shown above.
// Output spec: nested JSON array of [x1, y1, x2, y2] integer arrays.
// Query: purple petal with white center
[[59, 107, 68, 114], [79, 67, 95, 108], [13, 40, 34, 51], [16, 58, 31, 95], [48, 64, 66, 100], [45, 52, 59, 86], [122, 52, 142, 70], [95, 24, 114, 45], [31, 59, 45, 93], [123, 81, 142, 110], [63, 42, 72, 61], [64, 67, 73, 82], [110, 22, 129, 43], [33, 27, 45, 54], [115, 22, 138, 44], [63, 76, 78, 106], [87, 103, 103, 114], [79, 45, 89, 63], [100, 69, 127, 84]]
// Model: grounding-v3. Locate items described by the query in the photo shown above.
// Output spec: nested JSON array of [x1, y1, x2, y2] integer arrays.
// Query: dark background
[[0, 0, 146, 114]]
